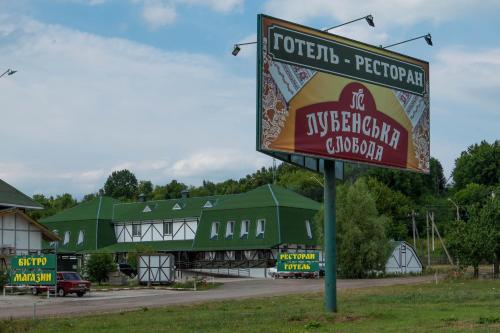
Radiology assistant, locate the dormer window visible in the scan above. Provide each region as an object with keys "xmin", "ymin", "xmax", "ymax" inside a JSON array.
[
  {"xmin": 172, "ymin": 203, "xmax": 182, "ymax": 210},
  {"xmin": 256, "ymin": 219, "xmax": 265, "ymax": 239},
  {"xmin": 142, "ymin": 205, "xmax": 152, "ymax": 213},
  {"xmin": 77, "ymin": 230, "xmax": 85, "ymax": 245},
  {"xmin": 63, "ymin": 231, "xmax": 70, "ymax": 245},
  {"xmin": 210, "ymin": 222, "xmax": 219, "ymax": 240},
  {"xmin": 226, "ymin": 221, "xmax": 235, "ymax": 239},
  {"xmin": 305, "ymin": 220, "xmax": 313, "ymax": 239},
  {"xmin": 240, "ymin": 220, "xmax": 249, "ymax": 239},
  {"xmin": 203, "ymin": 201, "xmax": 213, "ymax": 208}
]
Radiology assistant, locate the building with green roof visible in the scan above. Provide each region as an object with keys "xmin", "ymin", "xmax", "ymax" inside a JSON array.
[
  {"xmin": 41, "ymin": 185, "xmax": 321, "ymax": 277},
  {"xmin": 40, "ymin": 196, "xmax": 121, "ymax": 253},
  {"xmin": 0, "ymin": 179, "xmax": 43, "ymax": 210},
  {"xmin": 0, "ymin": 179, "xmax": 58, "ymax": 270}
]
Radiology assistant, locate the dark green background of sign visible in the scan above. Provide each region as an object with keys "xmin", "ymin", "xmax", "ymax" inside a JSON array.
[
  {"xmin": 277, "ymin": 261, "xmax": 319, "ymax": 272},
  {"xmin": 268, "ymin": 25, "xmax": 425, "ymax": 96},
  {"xmin": 10, "ymin": 269, "xmax": 56, "ymax": 286},
  {"xmin": 277, "ymin": 252, "xmax": 319, "ymax": 261},
  {"xmin": 11, "ymin": 254, "xmax": 56, "ymax": 270},
  {"xmin": 277, "ymin": 252, "xmax": 320, "ymax": 272}
]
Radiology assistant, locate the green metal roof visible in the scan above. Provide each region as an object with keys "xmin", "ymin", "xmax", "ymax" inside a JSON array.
[
  {"xmin": 209, "ymin": 184, "xmax": 321, "ymax": 210},
  {"xmin": 41, "ymin": 196, "xmax": 121, "ymax": 223},
  {"xmin": 0, "ymin": 179, "xmax": 43, "ymax": 210},
  {"xmin": 94, "ymin": 240, "xmax": 194, "ymax": 253},
  {"xmin": 111, "ymin": 195, "xmax": 227, "ymax": 222}
]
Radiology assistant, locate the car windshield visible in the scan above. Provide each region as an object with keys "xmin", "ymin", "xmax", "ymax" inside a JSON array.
[{"xmin": 62, "ymin": 272, "xmax": 82, "ymax": 280}]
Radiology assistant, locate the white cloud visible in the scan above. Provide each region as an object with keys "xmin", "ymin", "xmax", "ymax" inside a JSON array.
[
  {"xmin": 169, "ymin": 149, "xmax": 267, "ymax": 177},
  {"xmin": 133, "ymin": 0, "xmax": 242, "ymax": 28},
  {"xmin": 0, "ymin": 14, "xmax": 270, "ymax": 197},
  {"xmin": 432, "ymin": 47, "xmax": 500, "ymax": 110},
  {"xmin": 263, "ymin": 0, "xmax": 500, "ymax": 27},
  {"xmin": 180, "ymin": 0, "xmax": 243, "ymax": 13},
  {"xmin": 141, "ymin": 1, "xmax": 177, "ymax": 28}
]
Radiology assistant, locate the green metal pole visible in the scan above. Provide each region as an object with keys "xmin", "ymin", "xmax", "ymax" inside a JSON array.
[{"xmin": 324, "ymin": 159, "xmax": 337, "ymax": 312}]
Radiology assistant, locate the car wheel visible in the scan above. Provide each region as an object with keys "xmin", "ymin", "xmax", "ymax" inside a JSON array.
[
  {"xmin": 76, "ymin": 292, "xmax": 85, "ymax": 297},
  {"xmin": 57, "ymin": 288, "xmax": 65, "ymax": 297},
  {"xmin": 32, "ymin": 288, "xmax": 38, "ymax": 296}
]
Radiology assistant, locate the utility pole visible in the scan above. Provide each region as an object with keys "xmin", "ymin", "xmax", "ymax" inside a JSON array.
[
  {"xmin": 430, "ymin": 212, "xmax": 454, "ymax": 266},
  {"xmin": 431, "ymin": 211, "xmax": 435, "ymax": 252},
  {"xmin": 410, "ymin": 210, "xmax": 417, "ymax": 249},
  {"xmin": 426, "ymin": 211, "xmax": 431, "ymax": 268}
]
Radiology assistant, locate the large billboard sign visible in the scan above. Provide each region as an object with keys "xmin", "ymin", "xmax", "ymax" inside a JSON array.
[
  {"xmin": 257, "ymin": 15, "xmax": 430, "ymax": 173},
  {"xmin": 10, "ymin": 254, "xmax": 57, "ymax": 286}
]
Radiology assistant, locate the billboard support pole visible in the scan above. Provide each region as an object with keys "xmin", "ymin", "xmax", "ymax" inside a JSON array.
[{"xmin": 324, "ymin": 159, "xmax": 337, "ymax": 312}]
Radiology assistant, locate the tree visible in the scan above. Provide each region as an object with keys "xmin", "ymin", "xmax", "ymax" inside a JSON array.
[
  {"xmin": 85, "ymin": 253, "xmax": 116, "ymax": 285},
  {"xmin": 103, "ymin": 169, "xmax": 138, "ymax": 200},
  {"xmin": 314, "ymin": 179, "xmax": 389, "ymax": 278},
  {"xmin": 278, "ymin": 168, "xmax": 323, "ymax": 202},
  {"xmin": 365, "ymin": 177, "xmax": 413, "ymax": 240},
  {"xmin": 452, "ymin": 140, "xmax": 500, "ymax": 190},
  {"xmin": 478, "ymin": 198, "xmax": 500, "ymax": 277},
  {"xmin": 452, "ymin": 183, "xmax": 493, "ymax": 218},
  {"xmin": 367, "ymin": 157, "xmax": 446, "ymax": 200},
  {"xmin": 447, "ymin": 206, "xmax": 496, "ymax": 278},
  {"xmin": 137, "ymin": 180, "xmax": 153, "ymax": 200},
  {"xmin": 30, "ymin": 193, "xmax": 77, "ymax": 220}
]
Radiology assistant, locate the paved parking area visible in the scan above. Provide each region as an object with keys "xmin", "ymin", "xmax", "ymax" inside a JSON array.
[{"xmin": 0, "ymin": 275, "xmax": 438, "ymax": 319}]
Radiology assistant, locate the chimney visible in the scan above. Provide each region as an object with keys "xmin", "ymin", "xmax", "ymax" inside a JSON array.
[
  {"xmin": 138, "ymin": 193, "xmax": 146, "ymax": 202},
  {"xmin": 181, "ymin": 190, "xmax": 189, "ymax": 200}
]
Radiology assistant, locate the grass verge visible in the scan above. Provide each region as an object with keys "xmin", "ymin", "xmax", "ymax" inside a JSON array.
[{"xmin": 0, "ymin": 279, "xmax": 498, "ymax": 333}]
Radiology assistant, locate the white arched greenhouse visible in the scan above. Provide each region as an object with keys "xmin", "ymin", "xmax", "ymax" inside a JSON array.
[{"xmin": 385, "ymin": 241, "xmax": 423, "ymax": 274}]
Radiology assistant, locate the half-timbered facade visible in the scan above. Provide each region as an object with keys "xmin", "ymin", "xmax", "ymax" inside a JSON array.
[{"xmin": 40, "ymin": 185, "xmax": 322, "ymax": 277}]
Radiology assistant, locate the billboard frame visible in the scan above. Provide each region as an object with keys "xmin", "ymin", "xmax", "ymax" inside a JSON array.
[{"xmin": 256, "ymin": 14, "xmax": 430, "ymax": 175}]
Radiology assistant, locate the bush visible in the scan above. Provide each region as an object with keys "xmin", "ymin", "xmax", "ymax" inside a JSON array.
[
  {"xmin": 0, "ymin": 270, "xmax": 9, "ymax": 291},
  {"xmin": 85, "ymin": 253, "xmax": 116, "ymax": 285},
  {"xmin": 314, "ymin": 178, "xmax": 390, "ymax": 278}
]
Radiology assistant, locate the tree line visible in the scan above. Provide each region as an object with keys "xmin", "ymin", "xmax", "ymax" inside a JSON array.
[{"xmin": 30, "ymin": 140, "xmax": 499, "ymax": 278}]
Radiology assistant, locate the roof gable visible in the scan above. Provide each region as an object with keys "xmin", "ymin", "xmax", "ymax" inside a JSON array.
[
  {"xmin": 41, "ymin": 196, "xmax": 121, "ymax": 223},
  {"xmin": 210, "ymin": 184, "xmax": 321, "ymax": 211},
  {"xmin": 0, "ymin": 179, "xmax": 42, "ymax": 210},
  {"xmin": 112, "ymin": 195, "xmax": 225, "ymax": 222},
  {"xmin": 0, "ymin": 209, "xmax": 59, "ymax": 241}
]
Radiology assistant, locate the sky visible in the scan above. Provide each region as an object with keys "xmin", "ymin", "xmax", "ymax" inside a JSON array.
[{"xmin": 1, "ymin": 0, "xmax": 499, "ymax": 199}]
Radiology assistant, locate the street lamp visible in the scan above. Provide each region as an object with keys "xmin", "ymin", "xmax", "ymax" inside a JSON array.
[
  {"xmin": 232, "ymin": 14, "xmax": 375, "ymax": 56},
  {"xmin": 382, "ymin": 33, "xmax": 433, "ymax": 49},
  {"xmin": 323, "ymin": 14, "xmax": 374, "ymax": 31},
  {"xmin": 0, "ymin": 69, "xmax": 17, "ymax": 78},
  {"xmin": 447, "ymin": 198, "xmax": 460, "ymax": 221}
]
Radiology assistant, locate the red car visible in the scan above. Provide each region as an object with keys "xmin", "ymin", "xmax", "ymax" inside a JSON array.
[{"xmin": 33, "ymin": 271, "xmax": 91, "ymax": 297}]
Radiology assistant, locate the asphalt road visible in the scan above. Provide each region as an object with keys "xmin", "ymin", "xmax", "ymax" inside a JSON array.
[{"xmin": 0, "ymin": 275, "xmax": 438, "ymax": 319}]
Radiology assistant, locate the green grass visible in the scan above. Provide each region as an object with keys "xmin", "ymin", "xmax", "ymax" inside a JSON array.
[{"xmin": 1, "ymin": 279, "xmax": 499, "ymax": 333}]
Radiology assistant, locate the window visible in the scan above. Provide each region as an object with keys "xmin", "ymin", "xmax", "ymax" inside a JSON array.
[
  {"xmin": 77, "ymin": 230, "xmax": 85, "ymax": 245},
  {"xmin": 163, "ymin": 221, "xmax": 173, "ymax": 236},
  {"xmin": 132, "ymin": 224, "xmax": 142, "ymax": 237},
  {"xmin": 210, "ymin": 222, "xmax": 219, "ymax": 240},
  {"xmin": 203, "ymin": 201, "xmax": 213, "ymax": 208},
  {"xmin": 63, "ymin": 231, "xmax": 70, "ymax": 245},
  {"xmin": 226, "ymin": 221, "xmax": 235, "ymax": 239},
  {"xmin": 305, "ymin": 220, "xmax": 313, "ymax": 239},
  {"xmin": 256, "ymin": 219, "xmax": 265, "ymax": 238},
  {"xmin": 240, "ymin": 220, "xmax": 250, "ymax": 239},
  {"xmin": 172, "ymin": 203, "xmax": 182, "ymax": 210}
]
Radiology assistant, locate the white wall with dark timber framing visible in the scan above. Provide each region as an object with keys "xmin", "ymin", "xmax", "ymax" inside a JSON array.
[
  {"xmin": 114, "ymin": 218, "xmax": 198, "ymax": 243},
  {"xmin": 0, "ymin": 211, "xmax": 42, "ymax": 255}
]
